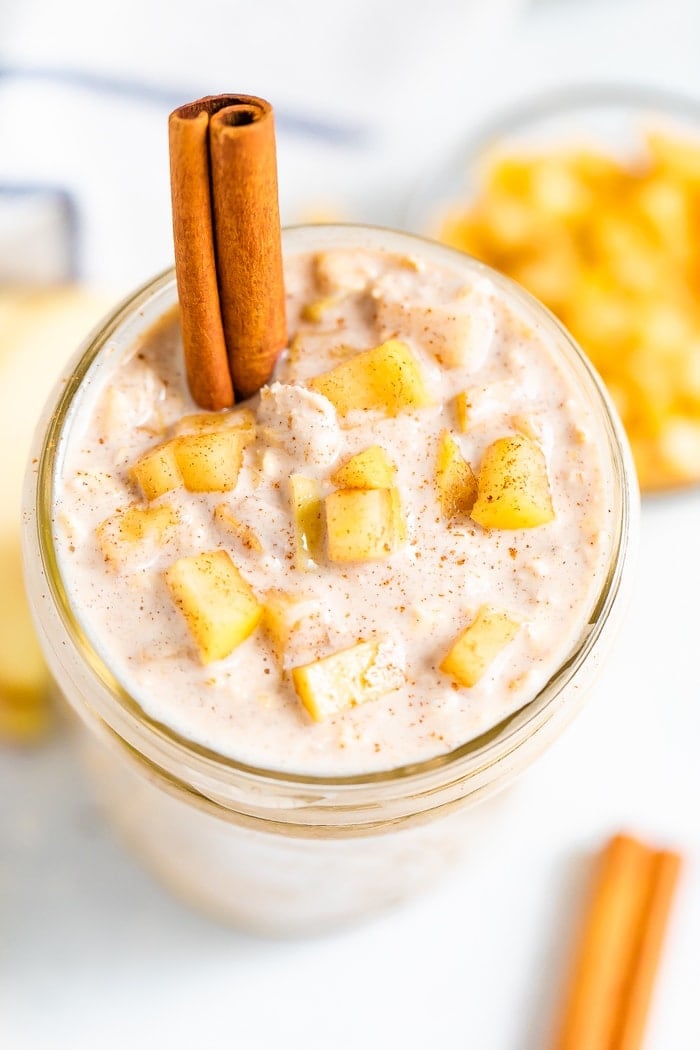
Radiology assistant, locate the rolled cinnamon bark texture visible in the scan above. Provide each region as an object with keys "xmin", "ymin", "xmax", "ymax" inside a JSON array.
[{"xmin": 169, "ymin": 95, "xmax": 287, "ymax": 409}]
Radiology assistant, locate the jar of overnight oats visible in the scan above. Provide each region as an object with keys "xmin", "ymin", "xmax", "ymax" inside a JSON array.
[{"xmin": 23, "ymin": 225, "xmax": 638, "ymax": 934}]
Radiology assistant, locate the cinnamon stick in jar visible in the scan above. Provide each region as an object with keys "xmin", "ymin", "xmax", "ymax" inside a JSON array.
[
  {"xmin": 168, "ymin": 95, "xmax": 287, "ymax": 408},
  {"xmin": 209, "ymin": 100, "xmax": 287, "ymax": 400}
]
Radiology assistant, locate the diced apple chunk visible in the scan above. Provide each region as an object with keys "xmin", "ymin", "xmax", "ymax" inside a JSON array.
[
  {"xmin": 292, "ymin": 638, "xmax": 405, "ymax": 722},
  {"xmin": 173, "ymin": 407, "xmax": 256, "ymax": 442},
  {"xmin": 326, "ymin": 487, "xmax": 404, "ymax": 562},
  {"xmin": 471, "ymin": 434, "xmax": 555, "ymax": 529},
  {"xmin": 117, "ymin": 505, "xmax": 178, "ymax": 541},
  {"xmin": 330, "ymin": 445, "xmax": 397, "ymax": 489},
  {"xmin": 300, "ymin": 297, "xmax": 340, "ymax": 323},
  {"xmin": 130, "ymin": 440, "xmax": 183, "ymax": 501},
  {"xmin": 308, "ymin": 339, "xmax": 432, "ymax": 417},
  {"xmin": 290, "ymin": 475, "xmax": 324, "ymax": 570},
  {"xmin": 174, "ymin": 430, "xmax": 244, "ymax": 493},
  {"xmin": 454, "ymin": 391, "xmax": 471, "ymax": 432},
  {"xmin": 440, "ymin": 606, "xmax": 520, "ymax": 688},
  {"xmin": 99, "ymin": 504, "xmax": 177, "ymax": 544},
  {"xmin": 436, "ymin": 431, "xmax": 477, "ymax": 519},
  {"xmin": 214, "ymin": 504, "xmax": 263, "ymax": 553},
  {"xmin": 165, "ymin": 550, "xmax": 262, "ymax": 664},
  {"xmin": 96, "ymin": 504, "xmax": 179, "ymax": 564}
]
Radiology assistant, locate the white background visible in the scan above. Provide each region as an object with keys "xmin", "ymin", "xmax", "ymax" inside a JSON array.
[{"xmin": 1, "ymin": 1, "xmax": 699, "ymax": 1047}]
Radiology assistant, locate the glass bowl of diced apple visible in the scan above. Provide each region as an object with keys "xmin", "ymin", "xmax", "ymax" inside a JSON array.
[
  {"xmin": 22, "ymin": 223, "xmax": 638, "ymax": 934},
  {"xmin": 407, "ymin": 84, "xmax": 700, "ymax": 493}
]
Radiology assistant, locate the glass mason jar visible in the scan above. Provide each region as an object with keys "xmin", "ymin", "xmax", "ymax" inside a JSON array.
[{"xmin": 23, "ymin": 224, "xmax": 639, "ymax": 935}]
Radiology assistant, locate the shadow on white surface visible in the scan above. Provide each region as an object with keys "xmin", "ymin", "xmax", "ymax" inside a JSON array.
[{"xmin": 1, "ymin": 728, "xmax": 270, "ymax": 975}]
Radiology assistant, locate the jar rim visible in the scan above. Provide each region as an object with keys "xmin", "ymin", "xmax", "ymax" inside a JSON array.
[{"xmin": 31, "ymin": 223, "xmax": 637, "ymax": 803}]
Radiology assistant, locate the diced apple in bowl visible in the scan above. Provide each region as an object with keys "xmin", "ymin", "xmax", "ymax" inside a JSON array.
[
  {"xmin": 289, "ymin": 475, "xmax": 325, "ymax": 571},
  {"xmin": 292, "ymin": 638, "xmax": 405, "ymax": 722},
  {"xmin": 435, "ymin": 431, "xmax": 477, "ymax": 519},
  {"xmin": 441, "ymin": 606, "xmax": 520, "ymax": 688},
  {"xmin": 331, "ymin": 445, "xmax": 397, "ymax": 489},
  {"xmin": 131, "ymin": 441, "xmax": 183, "ymax": 501},
  {"xmin": 173, "ymin": 407, "xmax": 256, "ymax": 442},
  {"xmin": 96, "ymin": 503, "xmax": 179, "ymax": 565},
  {"xmin": 325, "ymin": 487, "xmax": 405, "ymax": 562},
  {"xmin": 471, "ymin": 434, "xmax": 554, "ymax": 529},
  {"xmin": 165, "ymin": 550, "xmax": 262, "ymax": 664},
  {"xmin": 173, "ymin": 430, "xmax": 244, "ymax": 493},
  {"xmin": 309, "ymin": 339, "xmax": 432, "ymax": 417}
]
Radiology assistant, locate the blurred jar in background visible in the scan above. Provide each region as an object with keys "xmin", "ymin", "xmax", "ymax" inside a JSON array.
[
  {"xmin": 418, "ymin": 88, "xmax": 700, "ymax": 492},
  {"xmin": 0, "ymin": 186, "xmax": 109, "ymax": 742}
]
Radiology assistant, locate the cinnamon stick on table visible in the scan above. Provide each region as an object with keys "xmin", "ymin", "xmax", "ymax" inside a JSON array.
[
  {"xmin": 551, "ymin": 833, "xmax": 683, "ymax": 1050},
  {"xmin": 169, "ymin": 95, "xmax": 287, "ymax": 409}
]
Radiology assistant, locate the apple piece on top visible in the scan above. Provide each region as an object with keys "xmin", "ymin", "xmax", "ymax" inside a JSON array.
[
  {"xmin": 435, "ymin": 430, "xmax": 477, "ymax": 519},
  {"xmin": 289, "ymin": 475, "xmax": 325, "ymax": 570},
  {"xmin": 173, "ymin": 407, "xmax": 256, "ymax": 442},
  {"xmin": 130, "ymin": 440, "xmax": 183, "ymax": 501},
  {"xmin": 471, "ymin": 434, "xmax": 555, "ymax": 529},
  {"xmin": 440, "ymin": 606, "xmax": 520, "ymax": 688},
  {"xmin": 308, "ymin": 339, "xmax": 432, "ymax": 417},
  {"xmin": 454, "ymin": 391, "xmax": 471, "ymax": 432},
  {"xmin": 330, "ymin": 445, "xmax": 396, "ymax": 489},
  {"xmin": 292, "ymin": 638, "xmax": 405, "ymax": 721},
  {"xmin": 325, "ymin": 487, "xmax": 404, "ymax": 562},
  {"xmin": 165, "ymin": 550, "xmax": 262, "ymax": 664},
  {"xmin": 174, "ymin": 430, "xmax": 244, "ymax": 493}
]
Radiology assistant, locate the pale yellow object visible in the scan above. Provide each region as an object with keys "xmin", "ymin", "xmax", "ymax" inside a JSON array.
[
  {"xmin": 471, "ymin": 434, "xmax": 555, "ymax": 530},
  {"xmin": 325, "ymin": 487, "xmax": 405, "ymax": 562},
  {"xmin": 454, "ymin": 391, "xmax": 471, "ymax": 432},
  {"xmin": 0, "ymin": 541, "xmax": 50, "ymax": 741},
  {"xmin": 330, "ymin": 445, "xmax": 397, "ymax": 489},
  {"xmin": 165, "ymin": 550, "xmax": 262, "ymax": 665},
  {"xmin": 130, "ymin": 440, "xmax": 183, "ymax": 501},
  {"xmin": 300, "ymin": 296, "xmax": 340, "ymax": 323},
  {"xmin": 440, "ymin": 606, "xmax": 520, "ymax": 688},
  {"xmin": 96, "ymin": 504, "xmax": 179, "ymax": 564},
  {"xmin": 291, "ymin": 639, "xmax": 405, "ymax": 722},
  {"xmin": 308, "ymin": 339, "xmax": 432, "ymax": 417},
  {"xmin": 0, "ymin": 286, "xmax": 109, "ymax": 742},
  {"xmin": 435, "ymin": 430, "xmax": 477, "ymax": 519},
  {"xmin": 174, "ymin": 430, "xmax": 244, "ymax": 493},
  {"xmin": 441, "ymin": 130, "xmax": 700, "ymax": 489},
  {"xmin": 173, "ymin": 407, "xmax": 256, "ymax": 442},
  {"xmin": 289, "ymin": 475, "xmax": 324, "ymax": 570}
]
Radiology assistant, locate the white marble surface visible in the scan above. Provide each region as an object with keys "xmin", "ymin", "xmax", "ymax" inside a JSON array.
[{"xmin": 1, "ymin": 0, "xmax": 699, "ymax": 1046}]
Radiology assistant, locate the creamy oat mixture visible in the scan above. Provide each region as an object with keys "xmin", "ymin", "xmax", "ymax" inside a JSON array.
[{"xmin": 54, "ymin": 246, "xmax": 612, "ymax": 775}]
